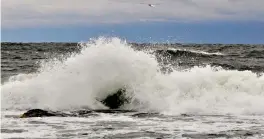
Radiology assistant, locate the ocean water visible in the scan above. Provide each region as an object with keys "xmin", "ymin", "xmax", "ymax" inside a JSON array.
[{"xmin": 1, "ymin": 37, "xmax": 264, "ymax": 138}]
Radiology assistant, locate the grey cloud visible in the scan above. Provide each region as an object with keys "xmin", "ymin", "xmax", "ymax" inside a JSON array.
[{"xmin": 2, "ymin": 0, "xmax": 264, "ymax": 28}]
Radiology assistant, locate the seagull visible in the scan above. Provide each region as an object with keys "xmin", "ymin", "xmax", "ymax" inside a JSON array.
[
  {"xmin": 148, "ymin": 4, "xmax": 156, "ymax": 7},
  {"xmin": 139, "ymin": 2, "xmax": 159, "ymax": 7}
]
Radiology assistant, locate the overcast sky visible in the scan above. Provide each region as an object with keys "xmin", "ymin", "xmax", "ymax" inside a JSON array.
[{"xmin": 2, "ymin": 0, "xmax": 264, "ymax": 43}]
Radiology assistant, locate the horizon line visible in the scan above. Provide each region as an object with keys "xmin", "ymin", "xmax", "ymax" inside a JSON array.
[{"xmin": 1, "ymin": 41, "xmax": 264, "ymax": 45}]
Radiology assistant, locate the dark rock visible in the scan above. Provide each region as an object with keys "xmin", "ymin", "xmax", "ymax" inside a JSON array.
[
  {"xmin": 72, "ymin": 110, "xmax": 92, "ymax": 115},
  {"xmin": 20, "ymin": 109, "xmax": 67, "ymax": 118},
  {"xmin": 100, "ymin": 88, "xmax": 130, "ymax": 109},
  {"xmin": 93, "ymin": 109, "xmax": 136, "ymax": 113},
  {"xmin": 20, "ymin": 109, "xmax": 136, "ymax": 118},
  {"xmin": 132, "ymin": 112, "xmax": 160, "ymax": 118},
  {"xmin": 20, "ymin": 88, "xmax": 132, "ymax": 118}
]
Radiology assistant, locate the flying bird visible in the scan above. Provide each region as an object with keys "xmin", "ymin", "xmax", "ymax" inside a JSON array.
[
  {"xmin": 148, "ymin": 4, "xmax": 156, "ymax": 7},
  {"xmin": 139, "ymin": 2, "xmax": 160, "ymax": 7}
]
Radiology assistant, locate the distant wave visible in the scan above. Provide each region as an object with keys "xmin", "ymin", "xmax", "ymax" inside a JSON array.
[
  {"xmin": 244, "ymin": 50, "xmax": 264, "ymax": 58},
  {"xmin": 154, "ymin": 48, "xmax": 223, "ymax": 60},
  {"xmin": 169, "ymin": 48, "xmax": 224, "ymax": 56}
]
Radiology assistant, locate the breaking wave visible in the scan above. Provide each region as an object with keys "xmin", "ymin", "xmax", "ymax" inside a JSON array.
[{"xmin": 2, "ymin": 37, "xmax": 264, "ymax": 115}]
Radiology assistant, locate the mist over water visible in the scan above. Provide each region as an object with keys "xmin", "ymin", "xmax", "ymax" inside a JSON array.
[{"xmin": 2, "ymin": 37, "xmax": 264, "ymax": 115}]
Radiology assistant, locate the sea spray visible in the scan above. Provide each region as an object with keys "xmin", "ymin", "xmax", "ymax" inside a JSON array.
[
  {"xmin": 1, "ymin": 37, "xmax": 160, "ymax": 110},
  {"xmin": 2, "ymin": 37, "xmax": 264, "ymax": 115}
]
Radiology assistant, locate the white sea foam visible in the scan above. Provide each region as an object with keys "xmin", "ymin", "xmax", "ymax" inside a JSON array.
[
  {"xmin": 168, "ymin": 48, "xmax": 224, "ymax": 55},
  {"xmin": 1, "ymin": 37, "xmax": 264, "ymax": 115}
]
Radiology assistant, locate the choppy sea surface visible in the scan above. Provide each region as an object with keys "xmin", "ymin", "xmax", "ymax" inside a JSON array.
[{"xmin": 1, "ymin": 37, "xmax": 264, "ymax": 138}]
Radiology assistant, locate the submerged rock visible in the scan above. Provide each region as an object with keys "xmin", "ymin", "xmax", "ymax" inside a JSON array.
[
  {"xmin": 20, "ymin": 109, "xmax": 95, "ymax": 118},
  {"xmin": 20, "ymin": 109, "xmax": 66, "ymax": 118},
  {"xmin": 20, "ymin": 109, "xmax": 136, "ymax": 118}
]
